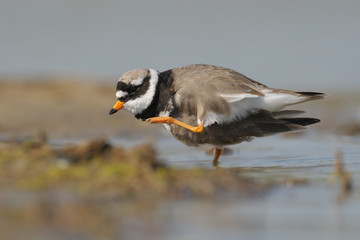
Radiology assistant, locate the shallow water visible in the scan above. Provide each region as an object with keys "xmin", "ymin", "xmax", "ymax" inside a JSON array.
[
  {"xmin": 156, "ymin": 133, "xmax": 359, "ymax": 173},
  {"xmin": 119, "ymin": 188, "xmax": 360, "ymax": 240},
  {"xmin": 1, "ymin": 133, "xmax": 359, "ymax": 240},
  {"xmin": 116, "ymin": 133, "xmax": 360, "ymax": 240}
]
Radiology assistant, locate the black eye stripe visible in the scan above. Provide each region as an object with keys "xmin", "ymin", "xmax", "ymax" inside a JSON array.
[
  {"xmin": 116, "ymin": 76, "xmax": 151, "ymax": 91},
  {"xmin": 116, "ymin": 76, "xmax": 151, "ymax": 101},
  {"xmin": 116, "ymin": 84, "xmax": 140, "ymax": 95},
  {"xmin": 116, "ymin": 82, "xmax": 128, "ymax": 91}
]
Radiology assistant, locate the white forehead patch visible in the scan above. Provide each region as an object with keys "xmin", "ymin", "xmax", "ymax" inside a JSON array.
[
  {"xmin": 131, "ymin": 78, "xmax": 144, "ymax": 86},
  {"xmin": 116, "ymin": 90, "xmax": 128, "ymax": 99}
]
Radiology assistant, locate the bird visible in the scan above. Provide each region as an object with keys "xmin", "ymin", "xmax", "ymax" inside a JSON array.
[{"xmin": 109, "ymin": 64, "xmax": 324, "ymax": 166}]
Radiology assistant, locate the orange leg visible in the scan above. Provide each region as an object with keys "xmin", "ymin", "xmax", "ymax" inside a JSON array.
[
  {"xmin": 146, "ymin": 117, "xmax": 204, "ymax": 133},
  {"xmin": 213, "ymin": 148, "xmax": 223, "ymax": 167}
]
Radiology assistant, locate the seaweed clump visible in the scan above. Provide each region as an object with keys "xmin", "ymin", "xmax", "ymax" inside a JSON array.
[{"xmin": 0, "ymin": 138, "xmax": 267, "ymax": 199}]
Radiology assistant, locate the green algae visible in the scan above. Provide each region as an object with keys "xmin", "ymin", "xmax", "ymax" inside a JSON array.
[{"xmin": 0, "ymin": 139, "xmax": 267, "ymax": 198}]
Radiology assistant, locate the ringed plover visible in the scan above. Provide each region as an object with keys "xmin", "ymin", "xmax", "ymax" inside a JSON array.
[{"xmin": 109, "ymin": 64, "xmax": 324, "ymax": 166}]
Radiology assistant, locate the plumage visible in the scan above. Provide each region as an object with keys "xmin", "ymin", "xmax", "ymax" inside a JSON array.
[{"xmin": 109, "ymin": 64, "xmax": 324, "ymax": 166}]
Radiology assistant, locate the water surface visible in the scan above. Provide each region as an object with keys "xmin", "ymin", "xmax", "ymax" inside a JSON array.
[{"xmin": 114, "ymin": 133, "xmax": 360, "ymax": 240}]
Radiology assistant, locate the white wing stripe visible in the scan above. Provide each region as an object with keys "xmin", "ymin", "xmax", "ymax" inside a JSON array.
[{"xmin": 218, "ymin": 93, "xmax": 259, "ymax": 103}]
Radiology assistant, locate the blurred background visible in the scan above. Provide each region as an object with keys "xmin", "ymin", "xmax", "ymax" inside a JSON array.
[
  {"xmin": 1, "ymin": 1, "xmax": 360, "ymax": 240},
  {"xmin": 1, "ymin": 0, "xmax": 359, "ymax": 90}
]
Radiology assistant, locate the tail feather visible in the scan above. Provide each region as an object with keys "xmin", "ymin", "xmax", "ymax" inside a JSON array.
[
  {"xmin": 296, "ymin": 91, "xmax": 325, "ymax": 96},
  {"xmin": 280, "ymin": 117, "xmax": 320, "ymax": 126},
  {"xmin": 296, "ymin": 91, "xmax": 325, "ymax": 101},
  {"xmin": 261, "ymin": 90, "xmax": 325, "ymax": 112},
  {"xmin": 238, "ymin": 110, "xmax": 321, "ymax": 137}
]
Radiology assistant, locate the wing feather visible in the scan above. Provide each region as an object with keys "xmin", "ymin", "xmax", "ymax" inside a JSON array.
[
  {"xmin": 170, "ymin": 65, "xmax": 267, "ymax": 126},
  {"xmin": 174, "ymin": 86, "xmax": 230, "ymax": 120}
]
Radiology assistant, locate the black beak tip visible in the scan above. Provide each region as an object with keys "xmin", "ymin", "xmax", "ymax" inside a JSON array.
[{"xmin": 109, "ymin": 108, "xmax": 118, "ymax": 115}]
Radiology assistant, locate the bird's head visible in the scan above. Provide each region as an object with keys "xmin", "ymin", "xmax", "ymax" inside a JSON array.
[{"xmin": 109, "ymin": 68, "xmax": 159, "ymax": 116}]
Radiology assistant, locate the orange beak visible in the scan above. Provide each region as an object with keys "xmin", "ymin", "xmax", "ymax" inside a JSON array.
[{"xmin": 109, "ymin": 100, "xmax": 124, "ymax": 115}]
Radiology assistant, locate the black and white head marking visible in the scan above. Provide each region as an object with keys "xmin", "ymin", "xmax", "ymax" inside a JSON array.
[{"xmin": 115, "ymin": 69, "xmax": 159, "ymax": 115}]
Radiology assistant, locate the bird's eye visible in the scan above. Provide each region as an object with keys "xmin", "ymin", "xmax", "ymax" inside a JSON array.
[{"xmin": 128, "ymin": 85, "xmax": 138, "ymax": 93}]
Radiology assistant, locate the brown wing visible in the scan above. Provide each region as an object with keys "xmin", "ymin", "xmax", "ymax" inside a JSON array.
[
  {"xmin": 174, "ymin": 85, "xmax": 230, "ymax": 120},
  {"xmin": 170, "ymin": 64, "xmax": 267, "ymax": 120},
  {"xmin": 171, "ymin": 64, "xmax": 267, "ymax": 95}
]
